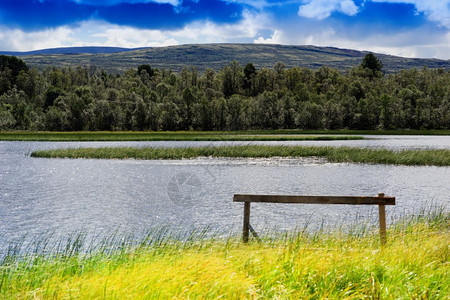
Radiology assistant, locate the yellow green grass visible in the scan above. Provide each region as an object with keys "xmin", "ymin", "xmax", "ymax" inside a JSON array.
[
  {"xmin": 1, "ymin": 212, "xmax": 448, "ymax": 299},
  {"xmin": 32, "ymin": 145, "xmax": 450, "ymax": 166}
]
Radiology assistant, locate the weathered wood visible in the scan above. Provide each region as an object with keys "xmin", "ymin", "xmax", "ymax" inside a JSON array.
[
  {"xmin": 235, "ymin": 192, "xmax": 395, "ymax": 245},
  {"xmin": 243, "ymin": 202, "xmax": 250, "ymax": 243},
  {"xmin": 378, "ymin": 204, "xmax": 387, "ymax": 245},
  {"xmin": 234, "ymin": 194, "xmax": 395, "ymax": 205},
  {"xmin": 249, "ymin": 224, "xmax": 261, "ymax": 243}
]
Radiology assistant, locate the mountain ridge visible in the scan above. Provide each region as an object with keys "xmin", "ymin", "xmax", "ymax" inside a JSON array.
[
  {"xmin": 0, "ymin": 46, "xmax": 142, "ymax": 56},
  {"xmin": 3, "ymin": 44, "xmax": 449, "ymax": 73}
]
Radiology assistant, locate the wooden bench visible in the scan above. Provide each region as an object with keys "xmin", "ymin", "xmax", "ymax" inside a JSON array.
[{"xmin": 233, "ymin": 193, "xmax": 395, "ymax": 244}]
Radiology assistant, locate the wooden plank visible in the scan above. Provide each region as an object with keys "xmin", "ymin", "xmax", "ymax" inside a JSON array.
[
  {"xmin": 249, "ymin": 224, "xmax": 261, "ymax": 243},
  {"xmin": 243, "ymin": 202, "xmax": 250, "ymax": 243},
  {"xmin": 233, "ymin": 194, "xmax": 395, "ymax": 205},
  {"xmin": 379, "ymin": 204, "xmax": 387, "ymax": 245}
]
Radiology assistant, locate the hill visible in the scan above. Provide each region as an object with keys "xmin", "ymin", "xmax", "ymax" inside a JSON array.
[
  {"xmin": 14, "ymin": 44, "xmax": 450, "ymax": 73},
  {"xmin": 0, "ymin": 46, "xmax": 139, "ymax": 56}
]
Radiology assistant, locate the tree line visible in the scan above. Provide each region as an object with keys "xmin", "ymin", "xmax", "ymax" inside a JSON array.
[{"xmin": 0, "ymin": 54, "xmax": 449, "ymax": 131}]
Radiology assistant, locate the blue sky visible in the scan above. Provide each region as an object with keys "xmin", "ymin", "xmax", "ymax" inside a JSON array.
[{"xmin": 0, "ymin": 0, "xmax": 449, "ymax": 59}]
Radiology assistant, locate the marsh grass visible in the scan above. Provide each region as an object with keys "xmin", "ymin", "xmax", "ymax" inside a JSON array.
[
  {"xmin": 0, "ymin": 211, "xmax": 448, "ymax": 299},
  {"xmin": 0, "ymin": 131, "xmax": 364, "ymax": 141},
  {"xmin": 32, "ymin": 145, "xmax": 450, "ymax": 166}
]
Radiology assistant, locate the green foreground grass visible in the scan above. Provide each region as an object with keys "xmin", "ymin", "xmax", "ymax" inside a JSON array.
[
  {"xmin": 0, "ymin": 131, "xmax": 367, "ymax": 141},
  {"xmin": 1, "ymin": 212, "xmax": 448, "ymax": 299},
  {"xmin": 32, "ymin": 145, "xmax": 450, "ymax": 166}
]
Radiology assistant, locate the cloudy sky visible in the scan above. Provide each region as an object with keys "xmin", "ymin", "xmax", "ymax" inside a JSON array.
[{"xmin": 0, "ymin": 0, "xmax": 449, "ymax": 59}]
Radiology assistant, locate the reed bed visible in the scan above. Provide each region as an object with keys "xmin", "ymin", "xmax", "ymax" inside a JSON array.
[
  {"xmin": 32, "ymin": 145, "xmax": 450, "ymax": 166},
  {"xmin": 0, "ymin": 131, "xmax": 363, "ymax": 141},
  {"xmin": 0, "ymin": 210, "xmax": 448, "ymax": 299}
]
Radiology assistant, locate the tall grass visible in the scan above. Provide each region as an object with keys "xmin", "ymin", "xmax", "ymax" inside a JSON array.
[
  {"xmin": 32, "ymin": 145, "xmax": 450, "ymax": 166},
  {"xmin": 0, "ymin": 211, "xmax": 448, "ymax": 299},
  {"xmin": 0, "ymin": 131, "xmax": 363, "ymax": 141}
]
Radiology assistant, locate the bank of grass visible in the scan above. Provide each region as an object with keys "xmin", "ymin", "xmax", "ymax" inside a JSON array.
[
  {"xmin": 0, "ymin": 211, "xmax": 448, "ymax": 299},
  {"xmin": 32, "ymin": 145, "xmax": 450, "ymax": 166},
  {"xmin": 0, "ymin": 131, "xmax": 367, "ymax": 141},
  {"xmin": 2, "ymin": 129, "xmax": 450, "ymax": 142}
]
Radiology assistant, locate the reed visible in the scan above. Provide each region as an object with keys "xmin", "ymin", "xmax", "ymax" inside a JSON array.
[
  {"xmin": 0, "ymin": 211, "xmax": 448, "ymax": 299},
  {"xmin": 32, "ymin": 145, "xmax": 450, "ymax": 166}
]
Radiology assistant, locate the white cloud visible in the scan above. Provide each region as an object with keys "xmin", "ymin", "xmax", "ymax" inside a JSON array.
[
  {"xmin": 151, "ymin": 0, "xmax": 180, "ymax": 5},
  {"xmin": 225, "ymin": 0, "xmax": 269, "ymax": 9},
  {"xmin": 254, "ymin": 26, "xmax": 450, "ymax": 59},
  {"xmin": 171, "ymin": 10, "xmax": 269, "ymax": 41},
  {"xmin": 293, "ymin": 0, "xmax": 450, "ymax": 59},
  {"xmin": 0, "ymin": 26, "xmax": 77, "ymax": 51},
  {"xmin": 0, "ymin": 22, "xmax": 179, "ymax": 51},
  {"xmin": 73, "ymin": 0, "xmax": 181, "ymax": 6},
  {"xmin": 0, "ymin": 10, "xmax": 269, "ymax": 52},
  {"xmin": 340, "ymin": 0, "xmax": 359, "ymax": 15},
  {"xmin": 298, "ymin": 0, "xmax": 450, "ymax": 28},
  {"xmin": 92, "ymin": 25, "xmax": 179, "ymax": 48},
  {"xmin": 371, "ymin": 0, "xmax": 450, "ymax": 28},
  {"xmin": 298, "ymin": 0, "xmax": 359, "ymax": 20},
  {"xmin": 254, "ymin": 30, "xmax": 284, "ymax": 44}
]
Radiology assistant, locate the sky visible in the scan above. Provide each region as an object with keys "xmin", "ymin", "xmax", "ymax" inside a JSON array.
[{"xmin": 0, "ymin": 0, "xmax": 449, "ymax": 59}]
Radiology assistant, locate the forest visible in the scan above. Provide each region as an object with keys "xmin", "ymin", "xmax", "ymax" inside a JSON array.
[{"xmin": 0, "ymin": 54, "xmax": 449, "ymax": 131}]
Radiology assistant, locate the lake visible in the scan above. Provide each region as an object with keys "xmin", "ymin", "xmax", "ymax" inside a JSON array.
[{"xmin": 0, "ymin": 135, "xmax": 449, "ymax": 252}]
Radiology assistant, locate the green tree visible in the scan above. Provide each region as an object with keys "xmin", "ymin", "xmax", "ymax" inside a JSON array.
[
  {"xmin": 132, "ymin": 98, "xmax": 148, "ymax": 130},
  {"xmin": 361, "ymin": 53, "xmax": 383, "ymax": 72},
  {"xmin": 222, "ymin": 61, "xmax": 242, "ymax": 98},
  {"xmin": 360, "ymin": 53, "xmax": 383, "ymax": 79},
  {"xmin": 0, "ymin": 55, "xmax": 29, "ymax": 83},
  {"xmin": 44, "ymin": 86, "xmax": 65, "ymax": 110},
  {"xmin": 379, "ymin": 94, "xmax": 392, "ymax": 129},
  {"xmin": 137, "ymin": 64, "xmax": 155, "ymax": 78},
  {"xmin": 0, "ymin": 104, "xmax": 16, "ymax": 129},
  {"xmin": 243, "ymin": 63, "xmax": 257, "ymax": 95},
  {"xmin": 182, "ymin": 88, "xmax": 196, "ymax": 130}
]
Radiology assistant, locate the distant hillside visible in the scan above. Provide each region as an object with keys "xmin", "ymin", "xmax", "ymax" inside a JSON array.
[
  {"xmin": 0, "ymin": 46, "xmax": 140, "ymax": 56},
  {"xmin": 14, "ymin": 44, "xmax": 450, "ymax": 73}
]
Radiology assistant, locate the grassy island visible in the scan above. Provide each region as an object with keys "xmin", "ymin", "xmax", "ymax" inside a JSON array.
[{"xmin": 31, "ymin": 145, "xmax": 450, "ymax": 166}]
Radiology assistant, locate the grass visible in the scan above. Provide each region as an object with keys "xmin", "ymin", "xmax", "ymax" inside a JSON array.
[
  {"xmin": 0, "ymin": 210, "xmax": 448, "ymax": 299},
  {"xmin": 257, "ymin": 129, "xmax": 450, "ymax": 136},
  {"xmin": 0, "ymin": 131, "xmax": 368, "ymax": 141},
  {"xmin": 32, "ymin": 145, "xmax": 450, "ymax": 166},
  {"xmin": 2, "ymin": 129, "xmax": 449, "ymax": 141}
]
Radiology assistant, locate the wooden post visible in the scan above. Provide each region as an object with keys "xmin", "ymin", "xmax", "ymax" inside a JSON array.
[
  {"xmin": 378, "ymin": 193, "xmax": 387, "ymax": 245},
  {"xmin": 243, "ymin": 202, "xmax": 250, "ymax": 243}
]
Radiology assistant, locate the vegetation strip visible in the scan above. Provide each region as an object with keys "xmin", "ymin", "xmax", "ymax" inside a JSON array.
[
  {"xmin": 0, "ymin": 213, "xmax": 448, "ymax": 298},
  {"xmin": 2, "ymin": 130, "xmax": 450, "ymax": 141},
  {"xmin": 0, "ymin": 131, "xmax": 364, "ymax": 141},
  {"xmin": 31, "ymin": 145, "xmax": 450, "ymax": 166}
]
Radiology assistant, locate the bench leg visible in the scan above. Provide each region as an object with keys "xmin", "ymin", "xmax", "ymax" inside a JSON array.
[
  {"xmin": 243, "ymin": 202, "xmax": 250, "ymax": 243},
  {"xmin": 378, "ymin": 204, "xmax": 387, "ymax": 245}
]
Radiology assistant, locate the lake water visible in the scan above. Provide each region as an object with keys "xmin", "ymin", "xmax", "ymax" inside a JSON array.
[{"xmin": 0, "ymin": 135, "xmax": 449, "ymax": 252}]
